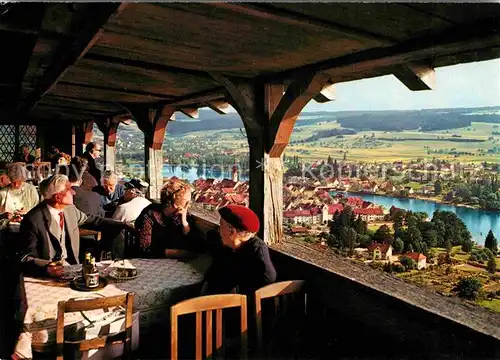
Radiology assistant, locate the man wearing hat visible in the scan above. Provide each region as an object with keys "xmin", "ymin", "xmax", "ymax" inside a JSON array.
[{"xmin": 202, "ymin": 204, "xmax": 277, "ymax": 295}]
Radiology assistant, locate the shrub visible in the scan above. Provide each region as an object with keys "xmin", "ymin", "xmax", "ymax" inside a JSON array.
[
  {"xmin": 456, "ymin": 278, "xmax": 483, "ymax": 300},
  {"xmin": 400, "ymin": 256, "xmax": 416, "ymax": 271},
  {"xmin": 391, "ymin": 264, "xmax": 406, "ymax": 273}
]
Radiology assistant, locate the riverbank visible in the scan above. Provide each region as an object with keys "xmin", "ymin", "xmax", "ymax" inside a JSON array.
[
  {"xmin": 345, "ymin": 190, "xmax": 499, "ymax": 213},
  {"xmin": 330, "ymin": 191, "xmax": 499, "ymax": 244}
]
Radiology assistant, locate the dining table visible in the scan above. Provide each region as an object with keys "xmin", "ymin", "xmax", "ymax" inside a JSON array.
[{"xmin": 12, "ymin": 255, "xmax": 212, "ymax": 359}]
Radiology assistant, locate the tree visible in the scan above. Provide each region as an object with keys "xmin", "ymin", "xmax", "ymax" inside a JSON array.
[
  {"xmin": 434, "ymin": 180, "xmax": 442, "ymax": 195},
  {"xmin": 445, "ymin": 238, "xmax": 452, "ymax": 253},
  {"xmin": 353, "ymin": 216, "xmax": 367, "ymax": 236},
  {"xmin": 373, "ymin": 225, "xmax": 392, "ymax": 244},
  {"xmin": 345, "ymin": 228, "xmax": 358, "ymax": 255},
  {"xmin": 456, "ymin": 278, "xmax": 483, "ymax": 300},
  {"xmin": 400, "ymin": 256, "xmax": 416, "ymax": 271},
  {"xmin": 393, "ymin": 238, "xmax": 404, "ymax": 254},
  {"xmin": 484, "ymin": 230, "xmax": 498, "ymax": 255},
  {"xmin": 461, "ymin": 240, "xmax": 473, "ymax": 253},
  {"xmin": 487, "ymin": 256, "xmax": 497, "ymax": 274}
]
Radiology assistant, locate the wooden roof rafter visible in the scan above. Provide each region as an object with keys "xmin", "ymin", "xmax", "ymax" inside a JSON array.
[
  {"xmin": 18, "ymin": 3, "xmax": 127, "ymax": 114},
  {"xmin": 83, "ymin": 53, "xmax": 214, "ymax": 79},
  {"xmin": 56, "ymin": 81, "xmax": 175, "ymax": 100},
  {"xmin": 208, "ymin": 3, "xmax": 398, "ymax": 45},
  {"xmin": 261, "ymin": 14, "xmax": 500, "ymax": 84}
]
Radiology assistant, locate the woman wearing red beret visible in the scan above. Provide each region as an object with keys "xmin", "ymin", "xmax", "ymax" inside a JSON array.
[{"xmin": 202, "ymin": 205, "xmax": 277, "ymax": 295}]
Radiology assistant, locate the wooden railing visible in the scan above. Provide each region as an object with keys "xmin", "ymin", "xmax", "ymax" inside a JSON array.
[{"xmin": 190, "ymin": 210, "xmax": 500, "ymax": 358}]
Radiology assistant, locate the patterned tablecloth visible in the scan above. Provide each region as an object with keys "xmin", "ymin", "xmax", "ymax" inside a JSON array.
[{"xmin": 13, "ymin": 256, "xmax": 212, "ymax": 359}]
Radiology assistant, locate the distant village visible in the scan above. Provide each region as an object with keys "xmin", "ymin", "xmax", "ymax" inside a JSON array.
[{"xmin": 187, "ymin": 166, "xmax": 434, "ymax": 270}]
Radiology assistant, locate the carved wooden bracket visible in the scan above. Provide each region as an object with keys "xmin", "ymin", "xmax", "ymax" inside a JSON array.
[
  {"xmin": 96, "ymin": 117, "xmax": 119, "ymax": 147},
  {"xmin": 127, "ymin": 104, "xmax": 174, "ymax": 150},
  {"xmin": 394, "ymin": 62, "xmax": 435, "ymax": 91},
  {"xmin": 83, "ymin": 120, "xmax": 94, "ymax": 144}
]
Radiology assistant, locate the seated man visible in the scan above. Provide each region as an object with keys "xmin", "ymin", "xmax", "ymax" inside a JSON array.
[
  {"xmin": 0, "ymin": 163, "xmax": 39, "ymax": 218},
  {"xmin": 135, "ymin": 179, "xmax": 202, "ymax": 258},
  {"xmin": 69, "ymin": 157, "xmax": 103, "ymax": 216},
  {"xmin": 112, "ymin": 187, "xmax": 151, "ymax": 223},
  {"xmin": 13, "ymin": 145, "xmax": 35, "ymax": 164},
  {"xmin": 19, "ymin": 174, "xmax": 130, "ymax": 277},
  {"xmin": 92, "ymin": 170, "xmax": 125, "ymax": 215},
  {"xmin": 202, "ymin": 205, "xmax": 277, "ymax": 295}
]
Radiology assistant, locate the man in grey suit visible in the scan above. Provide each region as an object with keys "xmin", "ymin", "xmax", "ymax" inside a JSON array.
[{"xmin": 19, "ymin": 174, "xmax": 129, "ymax": 277}]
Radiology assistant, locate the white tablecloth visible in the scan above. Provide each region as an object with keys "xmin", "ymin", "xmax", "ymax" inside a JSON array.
[{"xmin": 13, "ymin": 256, "xmax": 212, "ymax": 359}]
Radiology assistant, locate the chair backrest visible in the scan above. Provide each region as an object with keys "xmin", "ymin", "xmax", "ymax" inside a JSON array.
[
  {"xmin": 254, "ymin": 280, "xmax": 306, "ymax": 353},
  {"xmin": 171, "ymin": 294, "xmax": 247, "ymax": 360},
  {"xmin": 55, "ymin": 293, "xmax": 134, "ymax": 360}
]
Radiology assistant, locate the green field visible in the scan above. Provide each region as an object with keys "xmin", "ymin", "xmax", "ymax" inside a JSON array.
[
  {"xmin": 478, "ymin": 299, "xmax": 500, "ymax": 313},
  {"xmin": 178, "ymin": 121, "xmax": 499, "ymax": 164}
]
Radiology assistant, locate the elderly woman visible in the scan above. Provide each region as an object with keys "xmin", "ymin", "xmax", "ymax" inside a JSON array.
[
  {"xmin": 0, "ymin": 163, "xmax": 39, "ymax": 217},
  {"xmin": 202, "ymin": 205, "xmax": 276, "ymax": 295},
  {"xmin": 135, "ymin": 178, "xmax": 202, "ymax": 258}
]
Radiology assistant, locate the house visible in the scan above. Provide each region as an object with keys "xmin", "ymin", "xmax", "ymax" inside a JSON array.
[
  {"xmin": 404, "ymin": 186, "xmax": 415, "ymax": 195},
  {"xmin": 367, "ymin": 243, "xmax": 393, "ymax": 261},
  {"xmin": 290, "ymin": 226, "xmax": 309, "ymax": 235},
  {"xmin": 405, "ymin": 252, "xmax": 427, "ymax": 269},
  {"xmin": 381, "ymin": 181, "xmax": 397, "ymax": 193},
  {"xmin": 283, "ymin": 209, "xmax": 315, "ymax": 225},
  {"xmin": 321, "ymin": 203, "xmax": 344, "ymax": 223},
  {"xmin": 354, "ymin": 207, "xmax": 385, "ymax": 222}
]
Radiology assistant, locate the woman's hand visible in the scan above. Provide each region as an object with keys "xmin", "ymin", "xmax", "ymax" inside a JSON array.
[{"xmin": 175, "ymin": 205, "xmax": 189, "ymax": 226}]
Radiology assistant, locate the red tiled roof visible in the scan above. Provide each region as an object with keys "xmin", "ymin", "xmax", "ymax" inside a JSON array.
[
  {"xmin": 283, "ymin": 210, "xmax": 313, "ymax": 218},
  {"xmin": 367, "ymin": 243, "xmax": 392, "ymax": 253},
  {"xmin": 327, "ymin": 204, "xmax": 344, "ymax": 214},
  {"xmin": 290, "ymin": 226, "xmax": 309, "ymax": 233},
  {"xmin": 354, "ymin": 208, "xmax": 384, "ymax": 215},
  {"xmin": 405, "ymin": 252, "xmax": 427, "ymax": 261}
]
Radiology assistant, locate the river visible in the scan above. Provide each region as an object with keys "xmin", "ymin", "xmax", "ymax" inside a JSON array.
[
  {"xmin": 126, "ymin": 165, "xmax": 498, "ymax": 244},
  {"xmin": 332, "ymin": 192, "xmax": 499, "ymax": 245}
]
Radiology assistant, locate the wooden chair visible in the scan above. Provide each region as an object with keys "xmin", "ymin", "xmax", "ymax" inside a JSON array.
[
  {"xmin": 78, "ymin": 228, "xmax": 102, "ymax": 242},
  {"xmin": 55, "ymin": 293, "xmax": 134, "ymax": 360},
  {"xmin": 254, "ymin": 280, "xmax": 306, "ymax": 354},
  {"xmin": 171, "ymin": 294, "xmax": 248, "ymax": 360}
]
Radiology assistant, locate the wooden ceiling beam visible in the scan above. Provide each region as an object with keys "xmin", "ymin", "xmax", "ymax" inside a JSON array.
[
  {"xmin": 19, "ymin": 3, "xmax": 127, "ymax": 114},
  {"xmin": 163, "ymin": 87, "xmax": 226, "ymax": 107},
  {"xmin": 56, "ymin": 81, "xmax": 174, "ymax": 99},
  {"xmin": 47, "ymin": 94, "xmax": 120, "ymax": 105},
  {"xmin": 208, "ymin": 3, "xmax": 397, "ymax": 45},
  {"xmin": 83, "ymin": 53, "xmax": 213, "ymax": 79},
  {"xmin": 261, "ymin": 15, "xmax": 500, "ymax": 85},
  {"xmin": 35, "ymin": 103, "xmax": 116, "ymax": 115}
]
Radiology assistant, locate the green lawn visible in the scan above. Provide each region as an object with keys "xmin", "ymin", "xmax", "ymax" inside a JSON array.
[{"xmin": 478, "ymin": 299, "xmax": 500, "ymax": 313}]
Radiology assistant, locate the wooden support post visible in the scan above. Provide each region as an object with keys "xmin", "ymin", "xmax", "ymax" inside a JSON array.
[
  {"xmin": 71, "ymin": 125, "xmax": 76, "ymax": 157},
  {"xmin": 82, "ymin": 120, "xmax": 94, "ymax": 151},
  {"xmin": 213, "ymin": 73, "xmax": 329, "ymax": 244},
  {"xmin": 129, "ymin": 105, "xmax": 174, "ymax": 200},
  {"xmin": 97, "ymin": 119, "xmax": 118, "ymax": 173}
]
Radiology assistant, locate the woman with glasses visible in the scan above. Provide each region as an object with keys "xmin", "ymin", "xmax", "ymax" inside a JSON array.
[{"xmin": 135, "ymin": 178, "xmax": 203, "ymax": 258}]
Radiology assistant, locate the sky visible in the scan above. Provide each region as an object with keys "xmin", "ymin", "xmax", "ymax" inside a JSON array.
[{"xmin": 302, "ymin": 59, "xmax": 500, "ymax": 112}]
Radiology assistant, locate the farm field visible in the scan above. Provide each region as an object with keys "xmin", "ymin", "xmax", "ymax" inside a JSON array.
[{"xmin": 175, "ymin": 121, "xmax": 499, "ymax": 164}]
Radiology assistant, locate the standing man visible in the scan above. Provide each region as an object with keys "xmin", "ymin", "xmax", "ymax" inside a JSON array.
[
  {"xmin": 19, "ymin": 174, "xmax": 128, "ymax": 277},
  {"xmin": 82, "ymin": 142, "xmax": 102, "ymax": 186}
]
